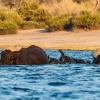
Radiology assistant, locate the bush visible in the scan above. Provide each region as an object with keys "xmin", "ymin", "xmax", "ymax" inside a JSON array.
[
  {"xmin": 30, "ymin": 1, "xmax": 39, "ymax": 10},
  {"xmin": 47, "ymin": 14, "xmax": 72, "ymax": 31},
  {"xmin": 0, "ymin": 21, "xmax": 18, "ymax": 35},
  {"xmin": 17, "ymin": 1, "xmax": 32, "ymax": 20},
  {"xmin": 21, "ymin": 21, "xmax": 39, "ymax": 29},
  {"xmin": 73, "ymin": 0, "xmax": 91, "ymax": 3},
  {"xmin": 17, "ymin": 1, "xmax": 39, "ymax": 20},
  {"xmin": 6, "ymin": 11, "xmax": 22, "ymax": 26},
  {"xmin": 0, "ymin": 10, "xmax": 6, "ymax": 21},
  {"xmin": 31, "ymin": 8, "xmax": 52, "ymax": 23},
  {"xmin": 21, "ymin": 21, "xmax": 48, "ymax": 29},
  {"xmin": 18, "ymin": 0, "xmax": 51, "ymax": 24},
  {"xmin": 73, "ymin": 11, "xmax": 100, "ymax": 30},
  {"xmin": 36, "ymin": 22, "xmax": 48, "ymax": 28}
]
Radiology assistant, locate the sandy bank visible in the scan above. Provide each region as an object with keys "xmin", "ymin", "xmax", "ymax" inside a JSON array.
[{"xmin": 0, "ymin": 29, "xmax": 100, "ymax": 50}]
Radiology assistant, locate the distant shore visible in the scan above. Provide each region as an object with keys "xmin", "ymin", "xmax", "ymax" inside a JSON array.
[{"xmin": 0, "ymin": 29, "xmax": 100, "ymax": 51}]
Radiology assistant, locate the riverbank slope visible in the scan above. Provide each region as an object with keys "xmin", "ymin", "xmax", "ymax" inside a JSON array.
[{"xmin": 0, "ymin": 29, "xmax": 100, "ymax": 50}]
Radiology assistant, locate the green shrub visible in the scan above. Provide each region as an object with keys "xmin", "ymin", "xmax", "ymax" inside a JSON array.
[
  {"xmin": 30, "ymin": 1, "xmax": 39, "ymax": 10},
  {"xmin": 17, "ymin": 1, "xmax": 39, "ymax": 21},
  {"xmin": 0, "ymin": 21, "xmax": 18, "ymax": 35},
  {"xmin": 0, "ymin": 10, "xmax": 6, "ymax": 21},
  {"xmin": 21, "ymin": 21, "xmax": 39, "ymax": 29},
  {"xmin": 73, "ymin": 0, "xmax": 91, "ymax": 3},
  {"xmin": 73, "ymin": 11, "xmax": 100, "ymax": 30},
  {"xmin": 6, "ymin": 11, "xmax": 22, "ymax": 26},
  {"xmin": 18, "ymin": 0, "xmax": 51, "ymax": 24},
  {"xmin": 21, "ymin": 21, "xmax": 47, "ymax": 29},
  {"xmin": 17, "ymin": 1, "xmax": 32, "ymax": 20},
  {"xmin": 31, "ymin": 8, "xmax": 52, "ymax": 23},
  {"xmin": 47, "ymin": 14, "xmax": 72, "ymax": 31},
  {"xmin": 36, "ymin": 22, "xmax": 48, "ymax": 28}
]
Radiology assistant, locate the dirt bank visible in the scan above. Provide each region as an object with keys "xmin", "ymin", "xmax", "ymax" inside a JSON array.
[{"xmin": 0, "ymin": 29, "xmax": 100, "ymax": 50}]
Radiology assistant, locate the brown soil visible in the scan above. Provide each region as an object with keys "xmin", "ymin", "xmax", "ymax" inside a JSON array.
[{"xmin": 0, "ymin": 29, "xmax": 100, "ymax": 50}]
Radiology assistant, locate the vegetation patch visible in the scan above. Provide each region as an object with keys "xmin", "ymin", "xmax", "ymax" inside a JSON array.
[
  {"xmin": 73, "ymin": 0, "xmax": 91, "ymax": 3},
  {"xmin": 17, "ymin": 1, "xmax": 39, "ymax": 20},
  {"xmin": 0, "ymin": 21, "xmax": 18, "ymax": 35},
  {"xmin": 0, "ymin": 10, "xmax": 6, "ymax": 21},
  {"xmin": 21, "ymin": 21, "xmax": 39, "ymax": 29},
  {"xmin": 47, "ymin": 14, "xmax": 72, "ymax": 31},
  {"xmin": 0, "ymin": 0, "xmax": 100, "ymax": 32},
  {"xmin": 30, "ymin": 8, "xmax": 52, "ymax": 24},
  {"xmin": 6, "ymin": 11, "xmax": 22, "ymax": 26},
  {"xmin": 73, "ymin": 11, "xmax": 100, "ymax": 30}
]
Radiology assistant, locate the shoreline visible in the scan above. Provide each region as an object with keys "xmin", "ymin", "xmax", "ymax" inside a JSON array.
[{"xmin": 0, "ymin": 29, "xmax": 100, "ymax": 51}]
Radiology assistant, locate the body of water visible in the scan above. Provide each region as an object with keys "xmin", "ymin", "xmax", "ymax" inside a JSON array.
[{"xmin": 0, "ymin": 50, "xmax": 100, "ymax": 100}]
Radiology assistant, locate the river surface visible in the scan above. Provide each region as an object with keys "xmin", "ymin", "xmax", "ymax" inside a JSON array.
[{"xmin": 0, "ymin": 50, "xmax": 100, "ymax": 100}]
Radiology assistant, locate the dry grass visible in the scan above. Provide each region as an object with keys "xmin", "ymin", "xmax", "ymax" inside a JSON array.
[
  {"xmin": 42, "ymin": 0, "xmax": 99, "ymax": 16},
  {"xmin": 0, "ymin": 4, "xmax": 7, "ymax": 10},
  {"xmin": 1, "ymin": 0, "xmax": 99, "ymax": 16}
]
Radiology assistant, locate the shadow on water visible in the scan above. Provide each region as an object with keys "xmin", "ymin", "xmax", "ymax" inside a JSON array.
[{"xmin": 0, "ymin": 50, "xmax": 100, "ymax": 100}]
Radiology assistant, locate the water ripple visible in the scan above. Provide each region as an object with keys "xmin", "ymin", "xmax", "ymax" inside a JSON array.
[{"xmin": 0, "ymin": 50, "xmax": 100, "ymax": 100}]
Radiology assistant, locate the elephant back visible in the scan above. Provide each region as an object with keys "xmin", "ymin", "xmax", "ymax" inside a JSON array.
[{"xmin": 19, "ymin": 45, "xmax": 49, "ymax": 64}]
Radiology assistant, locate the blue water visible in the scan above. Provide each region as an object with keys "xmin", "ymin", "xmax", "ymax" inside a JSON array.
[{"xmin": 0, "ymin": 50, "xmax": 100, "ymax": 100}]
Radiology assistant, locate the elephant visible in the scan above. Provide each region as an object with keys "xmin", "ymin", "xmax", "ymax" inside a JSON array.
[
  {"xmin": 93, "ymin": 48, "xmax": 100, "ymax": 59},
  {"xmin": 93, "ymin": 55, "xmax": 100, "ymax": 64},
  {"xmin": 0, "ymin": 50, "xmax": 20, "ymax": 64},
  {"xmin": 49, "ymin": 58, "xmax": 62, "ymax": 64},
  {"xmin": 0, "ymin": 45, "xmax": 87, "ymax": 65},
  {"xmin": 0, "ymin": 45, "xmax": 49, "ymax": 65},
  {"xmin": 92, "ymin": 48, "xmax": 100, "ymax": 64},
  {"xmin": 59, "ymin": 50, "xmax": 85, "ymax": 64}
]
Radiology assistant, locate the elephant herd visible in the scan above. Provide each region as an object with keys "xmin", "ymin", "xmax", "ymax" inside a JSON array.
[{"xmin": 0, "ymin": 45, "xmax": 100, "ymax": 65}]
